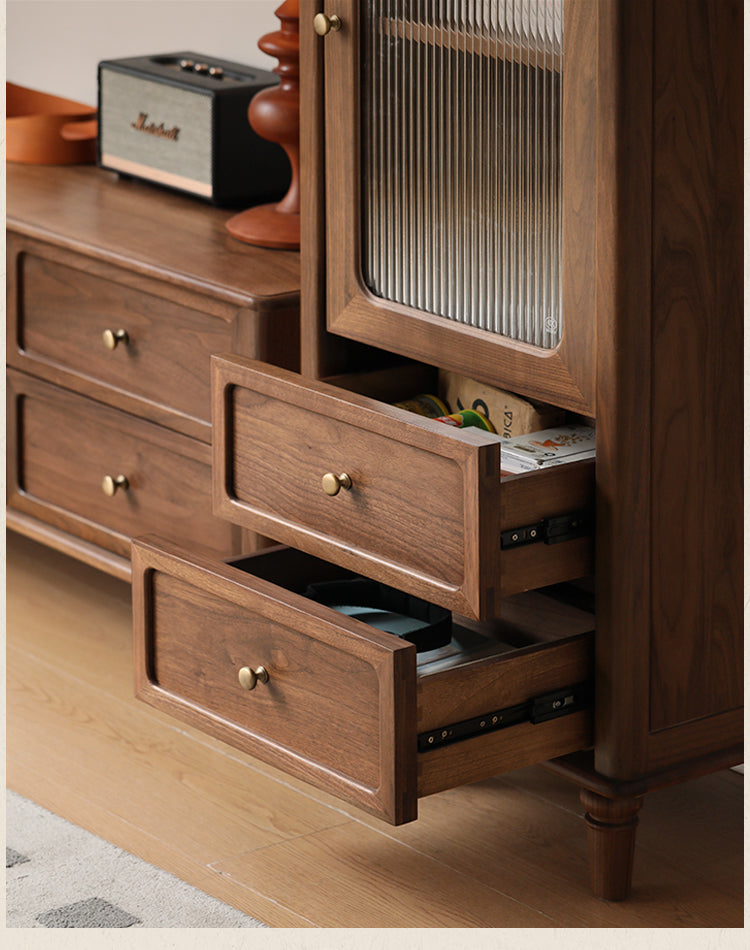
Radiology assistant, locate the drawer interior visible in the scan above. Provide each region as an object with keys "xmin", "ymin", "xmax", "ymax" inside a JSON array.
[{"xmin": 228, "ymin": 545, "xmax": 594, "ymax": 662}]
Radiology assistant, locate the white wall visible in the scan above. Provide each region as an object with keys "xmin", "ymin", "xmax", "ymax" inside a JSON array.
[{"xmin": 7, "ymin": 1, "xmax": 281, "ymax": 106}]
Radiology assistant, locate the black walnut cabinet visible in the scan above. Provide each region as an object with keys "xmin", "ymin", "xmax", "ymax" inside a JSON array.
[
  {"xmin": 136, "ymin": 0, "xmax": 743, "ymax": 901},
  {"xmin": 7, "ymin": 0, "xmax": 742, "ymax": 907}
]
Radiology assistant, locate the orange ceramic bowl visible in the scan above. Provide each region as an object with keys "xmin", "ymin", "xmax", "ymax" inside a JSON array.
[{"xmin": 7, "ymin": 82, "xmax": 97, "ymax": 164}]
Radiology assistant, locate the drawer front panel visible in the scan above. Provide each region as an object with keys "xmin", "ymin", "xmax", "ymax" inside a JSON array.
[
  {"xmin": 153, "ymin": 571, "xmax": 382, "ymax": 787},
  {"xmin": 15, "ymin": 247, "xmax": 234, "ymax": 425},
  {"xmin": 7, "ymin": 370, "xmax": 234, "ymax": 558},
  {"xmin": 230, "ymin": 385, "xmax": 466, "ymax": 588},
  {"xmin": 213, "ymin": 355, "xmax": 506, "ymax": 619},
  {"xmin": 132, "ymin": 537, "xmax": 418, "ymax": 824},
  {"xmin": 213, "ymin": 356, "xmax": 594, "ymax": 620}
]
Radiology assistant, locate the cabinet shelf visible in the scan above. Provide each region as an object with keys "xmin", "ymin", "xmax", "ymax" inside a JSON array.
[{"xmin": 378, "ymin": 16, "xmax": 561, "ymax": 71}]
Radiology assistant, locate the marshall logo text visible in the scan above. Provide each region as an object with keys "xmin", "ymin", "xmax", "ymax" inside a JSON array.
[{"xmin": 130, "ymin": 113, "xmax": 180, "ymax": 141}]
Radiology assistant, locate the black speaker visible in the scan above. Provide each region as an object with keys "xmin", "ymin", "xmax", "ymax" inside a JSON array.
[{"xmin": 98, "ymin": 52, "xmax": 290, "ymax": 207}]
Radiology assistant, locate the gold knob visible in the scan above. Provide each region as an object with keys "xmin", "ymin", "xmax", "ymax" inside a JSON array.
[
  {"xmin": 313, "ymin": 12, "xmax": 342, "ymax": 35},
  {"xmin": 321, "ymin": 472, "xmax": 352, "ymax": 496},
  {"xmin": 102, "ymin": 474, "xmax": 129, "ymax": 496},
  {"xmin": 102, "ymin": 328, "xmax": 129, "ymax": 350},
  {"xmin": 238, "ymin": 666, "xmax": 269, "ymax": 691}
]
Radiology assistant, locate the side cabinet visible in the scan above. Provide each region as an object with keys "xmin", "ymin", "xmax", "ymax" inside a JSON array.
[
  {"xmin": 6, "ymin": 164, "xmax": 301, "ymax": 577},
  {"xmin": 593, "ymin": 0, "xmax": 743, "ymax": 779}
]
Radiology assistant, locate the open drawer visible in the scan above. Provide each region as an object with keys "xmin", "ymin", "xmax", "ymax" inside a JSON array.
[
  {"xmin": 211, "ymin": 355, "xmax": 595, "ymax": 620},
  {"xmin": 133, "ymin": 536, "xmax": 594, "ymax": 825}
]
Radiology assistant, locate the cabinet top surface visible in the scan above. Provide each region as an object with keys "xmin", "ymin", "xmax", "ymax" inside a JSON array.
[{"xmin": 6, "ymin": 163, "xmax": 301, "ymax": 307}]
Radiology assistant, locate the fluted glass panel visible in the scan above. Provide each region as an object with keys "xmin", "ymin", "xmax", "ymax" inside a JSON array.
[{"xmin": 362, "ymin": 1, "xmax": 563, "ymax": 348}]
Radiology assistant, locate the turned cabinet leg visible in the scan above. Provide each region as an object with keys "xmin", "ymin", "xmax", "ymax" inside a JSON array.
[{"xmin": 580, "ymin": 789, "xmax": 643, "ymax": 901}]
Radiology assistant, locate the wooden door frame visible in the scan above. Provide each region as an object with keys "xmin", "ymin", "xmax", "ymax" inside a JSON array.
[{"xmin": 318, "ymin": 0, "xmax": 598, "ymax": 416}]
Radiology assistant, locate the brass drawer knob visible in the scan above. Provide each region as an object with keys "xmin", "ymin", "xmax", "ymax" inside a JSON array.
[
  {"xmin": 102, "ymin": 474, "xmax": 129, "ymax": 496},
  {"xmin": 321, "ymin": 472, "xmax": 352, "ymax": 496},
  {"xmin": 313, "ymin": 12, "xmax": 342, "ymax": 35},
  {"xmin": 102, "ymin": 328, "xmax": 129, "ymax": 350},
  {"xmin": 238, "ymin": 666, "xmax": 269, "ymax": 691}
]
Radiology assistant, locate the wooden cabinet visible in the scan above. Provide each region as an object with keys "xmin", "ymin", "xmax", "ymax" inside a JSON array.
[
  {"xmin": 6, "ymin": 164, "xmax": 301, "ymax": 577},
  {"xmin": 9, "ymin": 0, "xmax": 742, "ymax": 907}
]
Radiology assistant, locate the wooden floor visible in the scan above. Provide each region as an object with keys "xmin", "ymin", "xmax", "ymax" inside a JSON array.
[{"xmin": 6, "ymin": 531, "xmax": 744, "ymax": 928}]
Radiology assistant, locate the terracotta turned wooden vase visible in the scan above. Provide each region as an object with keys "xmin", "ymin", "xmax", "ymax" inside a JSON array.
[{"xmin": 226, "ymin": 0, "xmax": 300, "ymax": 249}]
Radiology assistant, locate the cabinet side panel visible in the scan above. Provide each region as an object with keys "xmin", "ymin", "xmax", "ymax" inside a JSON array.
[
  {"xmin": 596, "ymin": 0, "xmax": 743, "ymax": 779},
  {"xmin": 648, "ymin": 0, "xmax": 743, "ymax": 730}
]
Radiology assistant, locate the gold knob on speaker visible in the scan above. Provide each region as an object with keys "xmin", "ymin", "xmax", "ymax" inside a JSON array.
[
  {"xmin": 102, "ymin": 328, "xmax": 129, "ymax": 350},
  {"xmin": 238, "ymin": 666, "xmax": 269, "ymax": 691},
  {"xmin": 321, "ymin": 472, "xmax": 352, "ymax": 496},
  {"xmin": 313, "ymin": 12, "xmax": 342, "ymax": 35},
  {"xmin": 102, "ymin": 474, "xmax": 129, "ymax": 497}
]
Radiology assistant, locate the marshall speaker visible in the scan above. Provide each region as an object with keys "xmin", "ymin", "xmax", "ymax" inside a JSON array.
[{"xmin": 98, "ymin": 52, "xmax": 290, "ymax": 206}]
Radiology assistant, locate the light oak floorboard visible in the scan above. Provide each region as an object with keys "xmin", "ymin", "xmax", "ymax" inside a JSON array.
[
  {"xmin": 213, "ymin": 823, "xmax": 555, "ymax": 928},
  {"xmin": 7, "ymin": 645, "xmax": 351, "ymax": 858},
  {"xmin": 344, "ymin": 779, "xmax": 743, "ymax": 927},
  {"xmin": 6, "ymin": 532, "xmax": 743, "ymax": 927}
]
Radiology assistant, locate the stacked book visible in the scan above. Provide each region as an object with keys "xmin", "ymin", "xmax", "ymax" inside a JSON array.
[
  {"xmin": 438, "ymin": 369, "xmax": 566, "ymax": 438},
  {"xmin": 500, "ymin": 425, "xmax": 595, "ymax": 474}
]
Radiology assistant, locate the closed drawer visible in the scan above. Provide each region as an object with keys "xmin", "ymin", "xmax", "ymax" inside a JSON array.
[
  {"xmin": 7, "ymin": 237, "xmax": 298, "ymax": 439},
  {"xmin": 7, "ymin": 369, "xmax": 238, "ymax": 559},
  {"xmin": 132, "ymin": 536, "xmax": 594, "ymax": 824},
  {"xmin": 212, "ymin": 356, "xmax": 595, "ymax": 620}
]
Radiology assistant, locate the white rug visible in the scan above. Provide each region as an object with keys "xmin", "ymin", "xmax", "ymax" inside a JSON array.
[{"xmin": 5, "ymin": 790, "xmax": 267, "ymax": 928}]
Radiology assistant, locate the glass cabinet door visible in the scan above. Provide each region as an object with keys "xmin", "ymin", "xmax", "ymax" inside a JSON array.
[{"xmin": 321, "ymin": 0, "xmax": 597, "ymax": 415}]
